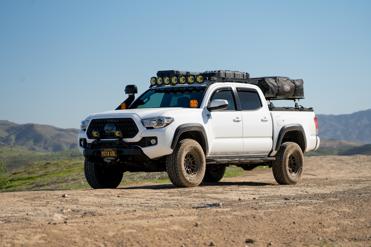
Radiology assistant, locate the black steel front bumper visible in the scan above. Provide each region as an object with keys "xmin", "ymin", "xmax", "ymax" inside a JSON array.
[{"xmin": 80, "ymin": 138, "xmax": 155, "ymax": 162}]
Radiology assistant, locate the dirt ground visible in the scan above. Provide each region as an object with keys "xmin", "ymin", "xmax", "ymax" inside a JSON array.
[{"xmin": 0, "ymin": 156, "xmax": 370, "ymax": 247}]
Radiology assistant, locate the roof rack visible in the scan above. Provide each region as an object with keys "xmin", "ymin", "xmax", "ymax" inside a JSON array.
[{"xmin": 149, "ymin": 70, "xmax": 304, "ymax": 100}]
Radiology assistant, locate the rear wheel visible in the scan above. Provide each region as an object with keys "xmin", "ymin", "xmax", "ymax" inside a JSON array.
[
  {"xmin": 272, "ymin": 142, "xmax": 304, "ymax": 185},
  {"xmin": 84, "ymin": 160, "xmax": 123, "ymax": 189},
  {"xmin": 203, "ymin": 165, "xmax": 226, "ymax": 183},
  {"xmin": 166, "ymin": 139, "xmax": 206, "ymax": 187}
]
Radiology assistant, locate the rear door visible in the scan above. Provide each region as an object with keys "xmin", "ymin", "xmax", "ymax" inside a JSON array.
[
  {"xmin": 206, "ymin": 87, "xmax": 243, "ymax": 155},
  {"xmin": 236, "ymin": 88, "xmax": 273, "ymax": 155}
]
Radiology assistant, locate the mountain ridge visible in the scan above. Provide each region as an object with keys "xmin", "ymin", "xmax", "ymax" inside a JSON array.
[
  {"xmin": 317, "ymin": 108, "xmax": 371, "ymax": 143},
  {"xmin": 0, "ymin": 108, "xmax": 370, "ymax": 153},
  {"xmin": 0, "ymin": 120, "xmax": 78, "ymax": 152}
]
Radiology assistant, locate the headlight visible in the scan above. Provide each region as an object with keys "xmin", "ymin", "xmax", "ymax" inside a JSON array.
[
  {"xmin": 142, "ymin": 117, "xmax": 174, "ymax": 129},
  {"xmin": 80, "ymin": 119, "xmax": 90, "ymax": 131}
]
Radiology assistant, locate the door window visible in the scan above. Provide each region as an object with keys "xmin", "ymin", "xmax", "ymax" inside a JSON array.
[
  {"xmin": 210, "ymin": 88, "xmax": 236, "ymax": 111},
  {"xmin": 237, "ymin": 89, "xmax": 262, "ymax": 110}
]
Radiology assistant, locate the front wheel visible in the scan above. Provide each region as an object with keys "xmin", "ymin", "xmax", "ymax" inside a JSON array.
[
  {"xmin": 84, "ymin": 160, "xmax": 123, "ymax": 189},
  {"xmin": 272, "ymin": 142, "xmax": 304, "ymax": 185},
  {"xmin": 166, "ymin": 139, "xmax": 206, "ymax": 187}
]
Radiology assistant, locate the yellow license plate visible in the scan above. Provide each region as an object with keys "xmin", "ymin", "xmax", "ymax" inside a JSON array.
[{"xmin": 101, "ymin": 149, "xmax": 117, "ymax": 158}]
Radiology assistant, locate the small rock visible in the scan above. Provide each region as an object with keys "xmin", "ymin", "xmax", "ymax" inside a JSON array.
[
  {"xmin": 238, "ymin": 198, "xmax": 242, "ymax": 201},
  {"xmin": 245, "ymin": 238, "xmax": 255, "ymax": 244},
  {"xmin": 62, "ymin": 194, "xmax": 68, "ymax": 198},
  {"xmin": 284, "ymin": 197, "xmax": 290, "ymax": 201},
  {"xmin": 252, "ymin": 197, "xmax": 256, "ymax": 200},
  {"xmin": 209, "ymin": 241, "xmax": 215, "ymax": 246},
  {"xmin": 116, "ymin": 195, "xmax": 120, "ymax": 198},
  {"xmin": 194, "ymin": 222, "xmax": 200, "ymax": 227},
  {"xmin": 64, "ymin": 220, "xmax": 68, "ymax": 224},
  {"xmin": 267, "ymin": 242, "xmax": 273, "ymax": 246},
  {"xmin": 192, "ymin": 202, "xmax": 222, "ymax": 209}
]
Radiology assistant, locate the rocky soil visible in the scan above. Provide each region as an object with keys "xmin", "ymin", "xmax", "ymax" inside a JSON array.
[{"xmin": 0, "ymin": 155, "xmax": 370, "ymax": 247}]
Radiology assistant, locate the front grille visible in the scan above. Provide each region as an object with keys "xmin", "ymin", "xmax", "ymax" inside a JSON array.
[{"xmin": 87, "ymin": 118, "xmax": 138, "ymax": 139}]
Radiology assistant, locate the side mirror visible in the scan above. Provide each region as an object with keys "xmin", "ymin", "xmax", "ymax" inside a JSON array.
[
  {"xmin": 207, "ymin": 99, "xmax": 228, "ymax": 111},
  {"xmin": 125, "ymin": 85, "xmax": 138, "ymax": 95}
]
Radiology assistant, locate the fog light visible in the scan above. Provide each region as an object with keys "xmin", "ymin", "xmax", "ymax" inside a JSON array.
[
  {"xmin": 150, "ymin": 138, "xmax": 157, "ymax": 145},
  {"xmin": 114, "ymin": 130, "xmax": 123, "ymax": 138},
  {"xmin": 92, "ymin": 130, "xmax": 100, "ymax": 138}
]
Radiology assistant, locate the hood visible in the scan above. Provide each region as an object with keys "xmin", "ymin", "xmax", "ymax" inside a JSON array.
[{"xmin": 85, "ymin": 108, "xmax": 202, "ymax": 120}]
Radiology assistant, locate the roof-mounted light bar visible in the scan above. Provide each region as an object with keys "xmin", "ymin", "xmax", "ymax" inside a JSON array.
[{"xmin": 150, "ymin": 70, "xmax": 250, "ymax": 87}]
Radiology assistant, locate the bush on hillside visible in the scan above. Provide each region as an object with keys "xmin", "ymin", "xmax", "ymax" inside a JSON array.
[{"xmin": 0, "ymin": 161, "xmax": 8, "ymax": 189}]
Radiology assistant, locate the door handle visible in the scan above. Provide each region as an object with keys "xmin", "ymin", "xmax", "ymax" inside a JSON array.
[
  {"xmin": 261, "ymin": 117, "xmax": 268, "ymax": 122},
  {"xmin": 233, "ymin": 117, "xmax": 241, "ymax": 122}
]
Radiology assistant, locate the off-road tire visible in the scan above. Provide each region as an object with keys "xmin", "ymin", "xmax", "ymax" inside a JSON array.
[
  {"xmin": 166, "ymin": 139, "xmax": 206, "ymax": 187},
  {"xmin": 84, "ymin": 159, "xmax": 123, "ymax": 189},
  {"xmin": 203, "ymin": 165, "xmax": 226, "ymax": 183},
  {"xmin": 272, "ymin": 142, "xmax": 304, "ymax": 185}
]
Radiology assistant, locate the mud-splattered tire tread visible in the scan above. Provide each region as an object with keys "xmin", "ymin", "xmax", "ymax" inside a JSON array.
[
  {"xmin": 84, "ymin": 160, "xmax": 123, "ymax": 189},
  {"xmin": 166, "ymin": 139, "xmax": 206, "ymax": 187},
  {"xmin": 272, "ymin": 142, "xmax": 304, "ymax": 185},
  {"xmin": 203, "ymin": 165, "xmax": 226, "ymax": 183}
]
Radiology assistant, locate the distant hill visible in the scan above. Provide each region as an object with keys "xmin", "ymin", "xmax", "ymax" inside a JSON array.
[
  {"xmin": 339, "ymin": 144, "xmax": 371, "ymax": 156},
  {"xmin": 1, "ymin": 108, "xmax": 371, "ymax": 155},
  {"xmin": 0, "ymin": 120, "xmax": 78, "ymax": 152},
  {"xmin": 317, "ymin": 109, "xmax": 371, "ymax": 143}
]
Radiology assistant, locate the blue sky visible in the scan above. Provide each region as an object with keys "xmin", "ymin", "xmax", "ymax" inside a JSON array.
[{"xmin": 1, "ymin": 0, "xmax": 371, "ymax": 128}]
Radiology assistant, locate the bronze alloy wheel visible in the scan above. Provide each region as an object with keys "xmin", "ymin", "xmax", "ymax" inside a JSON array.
[
  {"xmin": 272, "ymin": 142, "xmax": 304, "ymax": 185},
  {"xmin": 166, "ymin": 139, "xmax": 206, "ymax": 187}
]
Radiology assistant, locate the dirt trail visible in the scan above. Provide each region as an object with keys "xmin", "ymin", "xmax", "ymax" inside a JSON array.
[{"xmin": 0, "ymin": 156, "xmax": 371, "ymax": 247}]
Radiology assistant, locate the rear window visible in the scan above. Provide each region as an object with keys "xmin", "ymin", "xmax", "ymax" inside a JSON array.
[{"xmin": 237, "ymin": 89, "xmax": 262, "ymax": 110}]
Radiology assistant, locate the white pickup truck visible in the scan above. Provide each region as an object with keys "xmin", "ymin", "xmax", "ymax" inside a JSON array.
[{"xmin": 78, "ymin": 70, "xmax": 320, "ymax": 189}]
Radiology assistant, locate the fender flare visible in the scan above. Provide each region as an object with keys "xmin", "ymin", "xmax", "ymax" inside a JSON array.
[
  {"xmin": 275, "ymin": 125, "xmax": 306, "ymax": 151},
  {"xmin": 171, "ymin": 124, "xmax": 208, "ymax": 154}
]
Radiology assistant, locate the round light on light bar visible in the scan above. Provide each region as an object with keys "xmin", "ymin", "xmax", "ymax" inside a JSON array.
[
  {"xmin": 179, "ymin": 76, "xmax": 186, "ymax": 84},
  {"xmin": 157, "ymin": 77, "xmax": 163, "ymax": 85},
  {"xmin": 196, "ymin": 75, "xmax": 204, "ymax": 83},
  {"xmin": 171, "ymin": 76, "xmax": 178, "ymax": 85},
  {"xmin": 164, "ymin": 77, "xmax": 170, "ymax": 85},
  {"xmin": 150, "ymin": 77, "xmax": 157, "ymax": 86},
  {"xmin": 187, "ymin": 75, "xmax": 195, "ymax": 84}
]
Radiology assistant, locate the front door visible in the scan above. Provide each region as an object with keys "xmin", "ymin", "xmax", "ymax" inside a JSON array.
[{"xmin": 206, "ymin": 87, "xmax": 243, "ymax": 155}]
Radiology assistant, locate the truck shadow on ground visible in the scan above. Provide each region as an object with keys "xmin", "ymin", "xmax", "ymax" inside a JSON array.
[{"xmin": 122, "ymin": 181, "xmax": 274, "ymax": 190}]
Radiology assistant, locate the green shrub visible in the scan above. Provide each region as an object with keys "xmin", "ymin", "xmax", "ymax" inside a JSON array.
[{"xmin": 0, "ymin": 161, "xmax": 8, "ymax": 189}]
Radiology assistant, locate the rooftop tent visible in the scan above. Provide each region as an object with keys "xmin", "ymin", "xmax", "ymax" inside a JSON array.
[{"xmin": 249, "ymin": 77, "xmax": 304, "ymax": 100}]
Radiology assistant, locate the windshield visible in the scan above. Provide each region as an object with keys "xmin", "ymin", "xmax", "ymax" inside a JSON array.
[{"xmin": 129, "ymin": 86, "xmax": 206, "ymax": 109}]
